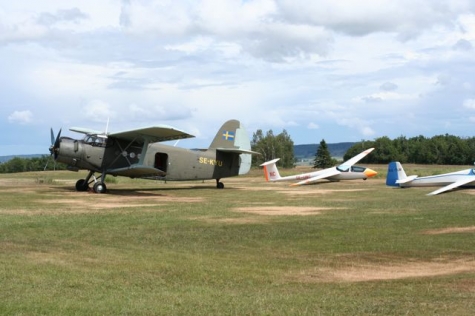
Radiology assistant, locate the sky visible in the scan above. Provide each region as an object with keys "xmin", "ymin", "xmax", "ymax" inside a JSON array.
[{"xmin": 1, "ymin": 0, "xmax": 475, "ymax": 156}]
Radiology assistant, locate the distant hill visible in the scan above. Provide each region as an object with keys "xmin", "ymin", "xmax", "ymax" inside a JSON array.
[{"xmin": 294, "ymin": 142, "xmax": 356, "ymax": 160}]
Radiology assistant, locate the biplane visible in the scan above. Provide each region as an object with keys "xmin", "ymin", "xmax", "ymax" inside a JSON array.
[{"xmin": 49, "ymin": 119, "xmax": 258, "ymax": 193}]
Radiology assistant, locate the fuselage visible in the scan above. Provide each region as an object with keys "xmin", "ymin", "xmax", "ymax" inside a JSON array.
[
  {"xmin": 400, "ymin": 169, "xmax": 475, "ymax": 188},
  {"xmin": 54, "ymin": 136, "xmax": 246, "ymax": 181},
  {"xmin": 275, "ymin": 165, "xmax": 377, "ymax": 182}
]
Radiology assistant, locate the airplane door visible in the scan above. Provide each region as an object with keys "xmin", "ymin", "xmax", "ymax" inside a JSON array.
[{"xmin": 154, "ymin": 153, "xmax": 168, "ymax": 172}]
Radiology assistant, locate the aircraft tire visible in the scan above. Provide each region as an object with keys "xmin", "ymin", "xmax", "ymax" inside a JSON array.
[
  {"xmin": 93, "ymin": 182, "xmax": 107, "ymax": 194},
  {"xmin": 76, "ymin": 179, "xmax": 89, "ymax": 192},
  {"xmin": 217, "ymin": 182, "xmax": 224, "ymax": 189}
]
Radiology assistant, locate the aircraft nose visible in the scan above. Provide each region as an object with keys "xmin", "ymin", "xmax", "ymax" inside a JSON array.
[{"xmin": 364, "ymin": 168, "xmax": 378, "ymax": 178}]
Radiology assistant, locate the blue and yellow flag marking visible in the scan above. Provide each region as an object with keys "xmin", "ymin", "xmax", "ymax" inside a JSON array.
[{"xmin": 222, "ymin": 130, "xmax": 235, "ymax": 141}]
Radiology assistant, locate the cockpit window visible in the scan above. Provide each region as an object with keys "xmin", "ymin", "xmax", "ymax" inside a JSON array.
[
  {"xmin": 351, "ymin": 166, "xmax": 365, "ymax": 173},
  {"xmin": 85, "ymin": 135, "xmax": 107, "ymax": 147},
  {"xmin": 336, "ymin": 165, "xmax": 350, "ymax": 172},
  {"xmin": 336, "ymin": 165, "xmax": 366, "ymax": 173}
]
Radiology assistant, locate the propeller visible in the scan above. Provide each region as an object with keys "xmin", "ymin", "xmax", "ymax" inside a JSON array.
[{"xmin": 49, "ymin": 128, "xmax": 62, "ymax": 160}]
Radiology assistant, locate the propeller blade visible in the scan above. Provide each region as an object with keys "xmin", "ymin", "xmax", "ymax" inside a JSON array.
[
  {"xmin": 50, "ymin": 128, "xmax": 55, "ymax": 146},
  {"xmin": 54, "ymin": 129, "xmax": 62, "ymax": 148},
  {"xmin": 53, "ymin": 129, "xmax": 62, "ymax": 159},
  {"xmin": 49, "ymin": 128, "xmax": 62, "ymax": 160}
]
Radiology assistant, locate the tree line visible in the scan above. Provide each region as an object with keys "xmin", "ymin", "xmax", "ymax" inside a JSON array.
[
  {"xmin": 344, "ymin": 134, "xmax": 475, "ymax": 165},
  {"xmin": 2, "ymin": 132, "xmax": 475, "ymax": 173},
  {"xmin": 0, "ymin": 156, "xmax": 67, "ymax": 173}
]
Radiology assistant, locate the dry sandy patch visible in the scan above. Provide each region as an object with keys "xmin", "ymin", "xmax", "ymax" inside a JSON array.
[
  {"xmin": 294, "ymin": 257, "xmax": 475, "ymax": 283},
  {"xmin": 423, "ymin": 226, "xmax": 475, "ymax": 235},
  {"xmin": 189, "ymin": 216, "xmax": 268, "ymax": 225},
  {"xmin": 233, "ymin": 206, "xmax": 346, "ymax": 216}
]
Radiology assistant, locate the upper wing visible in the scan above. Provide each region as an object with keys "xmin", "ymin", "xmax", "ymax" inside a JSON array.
[
  {"xmin": 427, "ymin": 177, "xmax": 475, "ymax": 196},
  {"xmin": 339, "ymin": 148, "xmax": 375, "ymax": 168},
  {"xmin": 109, "ymin": 126, "xmax": 194, "ymax": 143},
  {"xmin": 70, "ymin": 127, "xmax": 104, "ymax": 135},
  {"xmin": 290, "ymin": 168, "xmax": 341, "ymax": 186}
]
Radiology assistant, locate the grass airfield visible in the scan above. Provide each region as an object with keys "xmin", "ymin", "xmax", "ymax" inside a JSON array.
[{"xmin": 1, "ymin": 165, "xmax": 475, "ymax": 315}]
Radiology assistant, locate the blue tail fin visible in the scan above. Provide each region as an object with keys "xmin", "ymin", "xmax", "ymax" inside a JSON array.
[{"xmin": 386, "ymin": 161, "xmax": 404, "ymax": 187}]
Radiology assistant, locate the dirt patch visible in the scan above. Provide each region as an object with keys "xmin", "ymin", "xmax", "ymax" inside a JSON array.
[
  {"xmin": 190, "ymin": 216, "xmax": 268, "ymax": 225},
  {"xmin": 423, "ymin": 226, "xmax": 475, "ymax": 235},
  {"xmin": 233, "ymin": 206, "xmax": 346, "ymax": 216},
  {"xmin": 294, "ymin": 257, "xmax": 475, "ymax": 283},
  {"xmin": 1, "ymin": 191, "xmax": 204, "ymax": 215},
  {"xmin": 238, "ymin": 186, "xmax": 285, "ymax": 191},
  {"xmin": 0, "ymin": 209, "xmax": 34, "ymax": 216},
  {"xmin": 277, "ymin": 189, "xmax": 369, "ymax": 195}
]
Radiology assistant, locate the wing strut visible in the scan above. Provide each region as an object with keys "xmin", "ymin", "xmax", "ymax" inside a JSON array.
[{"xmin": 138, "ymin": 138, "xmax": 151, "ymax": 165}]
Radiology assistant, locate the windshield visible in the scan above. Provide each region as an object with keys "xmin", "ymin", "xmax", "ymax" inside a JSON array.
[{"xmin": 84, "ymin": 135, "xmax": 107, "ymax": 147}]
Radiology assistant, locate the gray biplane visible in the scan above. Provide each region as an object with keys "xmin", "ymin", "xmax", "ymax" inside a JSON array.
[{"xmin": 49, "ymin": 119, "xmax": 258, "ymax": 193}]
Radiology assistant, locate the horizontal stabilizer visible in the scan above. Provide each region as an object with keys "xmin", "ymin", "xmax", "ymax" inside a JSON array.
[
  {"xmin": 107, "ymin": 165, "xmax": 166, "ymax": 178},
  {"xmin": 427, "ymin": 177, "xmax": 475, "ymax": 196},
  {"xmin": 396, "ymin": 175, "xmax": 418, "ymax": 184},
  {"xmin": 260, "ymin": 158, "xmax": 281, "ymax": 166},
  {"xmin": 216, "ymin": 148, "xmax": 261, "ymax": 155}
]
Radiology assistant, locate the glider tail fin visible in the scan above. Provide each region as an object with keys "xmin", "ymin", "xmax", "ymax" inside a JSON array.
[
  {"xmin": 386, "ymin": 161, "xmax": 407, "ymax": 187},
  {"xmin": 260, "ymin": 158, "xmax": 282, "ymax": 181}
]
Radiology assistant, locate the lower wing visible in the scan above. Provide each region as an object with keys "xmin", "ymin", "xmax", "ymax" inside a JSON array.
[
  {"xmin": 427, "ymin": 177, "xmax": 475, "ymax": 196},
  {"xmin": 107, "ymin": 165, "xmax": 166, "ymax": 178}
]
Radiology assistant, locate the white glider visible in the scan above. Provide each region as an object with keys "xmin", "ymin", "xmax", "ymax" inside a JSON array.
[
  {"xmin": 386, "ymin": 161, "xmax": 475, "ymax": 195},
  {"xmin": 260, "ymin": 148, "xmax": 377, "ymax": 186}
]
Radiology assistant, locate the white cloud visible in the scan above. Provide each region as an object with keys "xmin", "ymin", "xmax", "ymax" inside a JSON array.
[
  {"xmin": 307, "ymin": 122, "xmax": 319, "ymax": 129},
  {"xmin": 8, "ymin": 110, "xmax": 33, "ymax": 124},
  {"xmin": 83, "ymin": 100, "xmax": 116, "ymax": 123},
  {"xmin": 1, "ymin": 1, "xmax": 475, "ymax": 154},
  {"xmin": 463, "ymin": 99, "xmax": 475, "ymax": 110}
]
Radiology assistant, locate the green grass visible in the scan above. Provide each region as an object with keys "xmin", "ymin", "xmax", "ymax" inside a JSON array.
[{"xmin": 1, "ymin": 165, "xmax": 475, "ymax": 315}]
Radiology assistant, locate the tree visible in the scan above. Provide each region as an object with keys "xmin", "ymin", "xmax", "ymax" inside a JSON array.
[
  {"xmin": 0, "ymin": 155, "xmax": 66, "ymax": 173},
  {"xmin": 251, "ymin": 129, "xmax": 295, "ymax": 168},
  {"xmin": 313, "ymin": 139, "xmax": 333, "ymax": 168}
]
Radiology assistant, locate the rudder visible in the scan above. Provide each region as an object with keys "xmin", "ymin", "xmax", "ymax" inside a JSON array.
[
  {"xmin": 260, "ymin": 158, "xmax": 281, "ymax": 181},
  {"xmin": 386, "ymin": 161, "xmax": 406, "ymax": 186},
  {"xmin": 209, "ymin": 119, "xmax": 253, "ymax": 175}
]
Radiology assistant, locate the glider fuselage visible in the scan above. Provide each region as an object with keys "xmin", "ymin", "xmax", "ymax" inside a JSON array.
[{"xmin": 399, "ymin": 169, "xmax": 475, "ymax": 188}]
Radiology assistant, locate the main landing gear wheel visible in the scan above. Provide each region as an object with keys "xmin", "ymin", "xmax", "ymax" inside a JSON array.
[
  {"xmin": 75, "ymin": 179, "xmax": 89, "ymax": 192},
  {"xmin": 216, "ymin": 179, "xmax": 224, "ymax": 189},
  {"xmin": 93, "ymin": 182, "xmax": 107, "ymax": 194}
]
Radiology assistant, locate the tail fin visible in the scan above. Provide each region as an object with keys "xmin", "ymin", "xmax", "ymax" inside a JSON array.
[
  {"xmin": 260, "ymin": 158, "xmax": 282, "ymax": 181},
  {"xmin": 386, "ymin": 161, "xmax": 407, "ymax": 186},
  {"xmin": 209, "ymin": 119, "xmax": 257, "ymax": 175}
]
